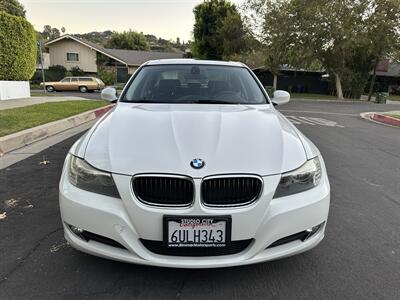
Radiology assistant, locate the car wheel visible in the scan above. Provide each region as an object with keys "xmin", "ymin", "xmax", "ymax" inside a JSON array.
[
  {"xmin": 46, "ymin": 86, "xmax": 55, "ymax": 92},
  {"xmin": 79, "ymin": 86, "xmax": 88, "ymax": 93}
]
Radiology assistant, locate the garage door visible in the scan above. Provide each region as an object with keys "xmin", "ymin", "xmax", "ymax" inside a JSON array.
[{"xmin": 117, "ymin": 67, "xmax": 128, "ymax": 83}]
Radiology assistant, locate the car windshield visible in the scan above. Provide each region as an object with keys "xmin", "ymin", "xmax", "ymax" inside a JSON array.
[{"xmin": 121, "ymin": 64, "xmax": 268, "ymax": 104}]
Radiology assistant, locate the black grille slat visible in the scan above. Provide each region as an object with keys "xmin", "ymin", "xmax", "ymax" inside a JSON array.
[
  {"xmin": 141, "ymin": 239, "xmax": 253, "ymax": 256},
  {"xmin": 202, "ymin": 177, "xmax": 262, "ymax": 206},
  {"xmin": 267, "ymin": 231, "xmax": 309, "ymax": 248},
  {"xmin": 81, "ymin": 231, "xmax": 126, "ymax": 249},
  {"xmin": 133, "ymin": 176, "xmax": 193, "ymax": 206}
]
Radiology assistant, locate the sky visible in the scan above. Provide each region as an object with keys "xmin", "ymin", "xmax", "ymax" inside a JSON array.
[{"xmin": 20, "ymin": 0, "xmax": 243, "ymax": 42}]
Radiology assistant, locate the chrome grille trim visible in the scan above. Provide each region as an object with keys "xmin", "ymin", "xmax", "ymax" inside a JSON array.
[
  {"xmin": 131, "ymin": 174, "xmax": 195, "ymax": 208},
  {"xmin": 200, "ymin": 174, "xmax": 263, "ymax": 208}
]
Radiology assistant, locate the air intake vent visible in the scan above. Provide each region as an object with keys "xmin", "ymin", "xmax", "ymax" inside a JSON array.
[
  {"xmin": 201, "ymin": 176, "xmax": 262, "ymax": 206},
  {"xmin": 140, "ymin": 239, "xmax": 253, "ymax": 256},
  {"xmin": 132, "ymin": 175, "xmax": 194, "ymax": 206}
]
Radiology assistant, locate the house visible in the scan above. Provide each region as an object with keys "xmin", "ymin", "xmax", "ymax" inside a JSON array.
[
  {"xmin": 44, "ymin": 34, "xmax": 183, "ymax": 82},
  {"xmin": 253, "ymin": 60, "xmax": 400, "ymax": 95},
  {"xmin": 373, "ymin": 59, "xmax": 400, "ymax": 93}
]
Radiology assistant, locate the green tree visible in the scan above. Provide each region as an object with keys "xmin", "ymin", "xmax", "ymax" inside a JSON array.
[
  {"xmin": 105, "ymin": 30, "xmax": 149, "ymax": 50},
  {"xmin": 287, "ymin": 0, "xmax": 373, "ymax": 99},
  {"xmin": 42, "ymin": 25, "xmax": 61, "ymax": 40},
  {"xmin": 243, "ymin": 0, "xmax": 313, "ymax": 90},
  {"xmin": 0, "ymin": 0, "xmax": 25, "ymax": 18},
  {"xmin": 365, "ymin": 0, "xmax": 400, "ymax": 100},
  {"xmin": 245, "ymin": 0, "xmax": 397, "ymax": 99},
  {"xmin": 42, "ymin": 25, "xmax": 52, "ymax": 40},
  {"xmin": 218, "ymin": 10, "xmax": 249, "ymax": 59},
  {"xmin": 290, "ymin": 0, "xmax": 400, "ymax": 99},
  {"xmin": 192, "ymin": 0, "xmax": 246, "ymax": 60}
]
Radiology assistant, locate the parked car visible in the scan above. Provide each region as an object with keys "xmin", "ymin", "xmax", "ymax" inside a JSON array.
[
  {"xmin": 59, "ymin": 59, "xmax": 330, "ymax": 268},
  {"xmin": 40, "ymin": 77, "xmax": 105, "ymax": 93}
]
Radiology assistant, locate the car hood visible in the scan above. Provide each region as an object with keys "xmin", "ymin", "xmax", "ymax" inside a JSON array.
[{"xmin": 82, "ymin": 103, "xmax": 308, "ymax": 177}]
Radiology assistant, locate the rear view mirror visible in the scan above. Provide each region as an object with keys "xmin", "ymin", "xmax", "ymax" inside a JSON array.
[
  {"xmin": 272, "ymin": 90, "xmax": 290, "ymax": 106},
  {"xmin": 101, "ymin": 87, "xmax": 118, "ymax": 102}
]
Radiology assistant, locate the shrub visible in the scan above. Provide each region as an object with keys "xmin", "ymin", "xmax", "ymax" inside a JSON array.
[
  {"xmin": 47, "ymin": 65, "xmax": 67, "ymax": 80},
  {"xmin": 30, "ymin": 65, "xmax": 67, "ymax": 84},
  {"xmin": 0, "ymin": 12, "xmax": 36, "ymax": 81},
  {"xmin": 70, "ymin": 66, "xmax": 85, "ymax": 76},
  {"xmin": 98, "ymin": 68, "xmax": 116, "ymax": 85}
]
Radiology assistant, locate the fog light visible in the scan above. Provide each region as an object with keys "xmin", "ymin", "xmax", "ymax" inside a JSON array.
[
  {"xmin": 304, "ymin": 222, "xmax": 325, "ymax": 241},
  {"xmin": 66, "ymin": 223, "xmax": 87, "ymax": 241}
]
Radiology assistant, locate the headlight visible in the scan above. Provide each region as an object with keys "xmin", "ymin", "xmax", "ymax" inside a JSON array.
[
  {"xmin": 274, "ymin": 157, "xmax": 322, "ymax": 198},
  {"xmin": 68, "ymin": 155, "xmax": 120, "ymax": 198}
]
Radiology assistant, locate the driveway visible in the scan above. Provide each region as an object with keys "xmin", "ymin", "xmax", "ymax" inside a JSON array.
[{"xmin": 0, "ymin": 100, "xmax": 399, "ymax": 299}]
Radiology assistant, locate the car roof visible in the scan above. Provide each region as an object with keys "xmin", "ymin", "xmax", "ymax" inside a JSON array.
[{"xmin": 144, "ymin": 58, "xmax": 246, "ymax": 67}]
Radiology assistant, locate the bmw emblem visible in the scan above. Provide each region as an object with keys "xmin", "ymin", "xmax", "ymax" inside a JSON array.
[{"xmin": 190, "ymin": 158, "xmax": 205, "ymax": 169}]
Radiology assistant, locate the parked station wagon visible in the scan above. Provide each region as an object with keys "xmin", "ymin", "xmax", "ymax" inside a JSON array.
[{"xmin": 40, "ymin": 77, "xmax": 105, "ymax": 93}]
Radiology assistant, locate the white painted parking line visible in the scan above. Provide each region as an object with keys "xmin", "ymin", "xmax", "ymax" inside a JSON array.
[{"xmin": 285, "ymin": 116, "xmax": 344, "ymax": 127}]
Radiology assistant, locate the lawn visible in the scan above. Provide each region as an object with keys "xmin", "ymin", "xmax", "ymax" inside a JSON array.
[
  {"xmin": 388, "ymin": 95, "xmax": 400, "ymax": 101},
  {"xmin": 0, "ymin": 100, "xmax": 107, "ymax": 137}
]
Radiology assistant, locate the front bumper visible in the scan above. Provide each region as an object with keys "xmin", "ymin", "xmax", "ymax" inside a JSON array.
[{"xmin": 59, "ymin": 157, "xmax": 330, "ymax": 268}]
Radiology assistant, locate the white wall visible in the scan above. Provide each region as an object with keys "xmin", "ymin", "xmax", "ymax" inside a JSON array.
[{"xmin": 0, "ymin": 81, "xmax": 30, "ymax": 100}]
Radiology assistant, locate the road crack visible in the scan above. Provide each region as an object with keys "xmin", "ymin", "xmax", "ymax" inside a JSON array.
[{"xmin": 0, "ymin": 227, "xmax": 63, "ymax": 285}]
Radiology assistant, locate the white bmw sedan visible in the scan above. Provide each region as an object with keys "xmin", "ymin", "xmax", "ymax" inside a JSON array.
[{"xmin": 59, "ymin": 59, "xmax": 330, "ymax": 268}]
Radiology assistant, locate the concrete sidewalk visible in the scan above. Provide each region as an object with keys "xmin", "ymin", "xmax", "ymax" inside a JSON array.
[{"xmin": 0, "ymin": 96, "xmax": 90, "ymax": 110}]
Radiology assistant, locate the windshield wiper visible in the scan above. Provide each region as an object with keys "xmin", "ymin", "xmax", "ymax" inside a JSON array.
[{"xmin": 192, "ymin": 99, "xmax": 238, "ymax": 104}]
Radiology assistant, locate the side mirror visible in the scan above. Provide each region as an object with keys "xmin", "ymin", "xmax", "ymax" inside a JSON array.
[
  {"xmin": 101, "ymin": 87, "xmax": 118, "ymax": 102},
  {"xmin": 272, "ymin": 90, "xmax": 290, "ymax": 106}
]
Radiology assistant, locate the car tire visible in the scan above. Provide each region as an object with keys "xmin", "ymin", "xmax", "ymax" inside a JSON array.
[
  {"xmin": 46, "ymin": 86, "xmax": 55, "ymax": 92},
  {"xmin": 79, "ymin": 86, "xmax": 88, "ymax": 93}
]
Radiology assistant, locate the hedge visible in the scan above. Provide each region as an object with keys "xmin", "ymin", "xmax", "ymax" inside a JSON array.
[{"xmin": 0, "ymin": 12, "xmax": 36, "ymax": 81}]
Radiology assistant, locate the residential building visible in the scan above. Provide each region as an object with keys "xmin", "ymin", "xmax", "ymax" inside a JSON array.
[{"xmin": 44, "ymin": 34, "xmax": 183, "ymax": 82}]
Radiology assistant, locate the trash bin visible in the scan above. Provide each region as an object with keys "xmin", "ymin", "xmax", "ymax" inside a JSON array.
[{"xmin": 375, "ymin": 92, "xmax": 388, "ymax": 104}]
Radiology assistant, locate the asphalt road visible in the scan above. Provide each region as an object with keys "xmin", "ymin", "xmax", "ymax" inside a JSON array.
[{"xmin": 1, "ymin": 100, "xmax": 399, "ymax": 299}]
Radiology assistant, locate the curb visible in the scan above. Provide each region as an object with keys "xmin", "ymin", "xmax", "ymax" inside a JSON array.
[
  {"xmin": 0, "ymin": 104, "xmax": 114, "ymax": 155},
  {"xmin": 371, "ymin": 113, "xmax": 400, "ymax": 127},
  {"xmin": 360, "ymin": 112, "xmax": 400, "ymax": 128},
  {"xmin": 386, "ymin": 100, "xmax": 400, "ymax": 105}
]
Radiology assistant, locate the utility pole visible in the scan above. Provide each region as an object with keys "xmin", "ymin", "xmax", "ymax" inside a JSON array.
[{"xmin": 38, "ymin": 40, "xmax": 46, "ymax": 93}]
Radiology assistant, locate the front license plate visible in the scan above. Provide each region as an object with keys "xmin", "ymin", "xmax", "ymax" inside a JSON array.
[{"xmin": 164, "ymin": 216, "xmax": 231, "ymax": 247}]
